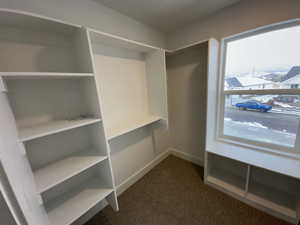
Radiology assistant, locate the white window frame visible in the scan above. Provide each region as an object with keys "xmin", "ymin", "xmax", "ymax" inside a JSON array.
[{"xmin": 216, "ymin": 19, "xmax": 300, "ymax": 156}]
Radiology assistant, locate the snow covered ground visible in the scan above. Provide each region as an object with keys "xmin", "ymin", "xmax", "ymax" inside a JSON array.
[{"xmin": 224, "ymin": 118, "xmax": 296, "ymax": 147}]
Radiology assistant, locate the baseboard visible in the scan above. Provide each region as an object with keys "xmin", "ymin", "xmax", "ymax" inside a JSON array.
[
  {"xmin": 169, "ymin": 148, "xmax": 204, "ymax": 166},
  {"xmin": 116, "ymin": 150, "xmax": 171, "ymax": 195}
]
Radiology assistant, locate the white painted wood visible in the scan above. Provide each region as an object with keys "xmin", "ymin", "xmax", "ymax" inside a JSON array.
[
  {"xmin": 2, "ymin": 72, "xmax": 94, "ymax": 78},
  {"xmin": 45, "ymin": 178, "xmax": 113, "ymax": 225},
  {"xmin": 207, "ymin": 142, "xmax": 300, "ymax": 179},
  {"xmin": 0, "ymin": 92, "xmax": 50, "ymax": 225},
  {"xmin": 74, "ymin": 28, "xmax": 94, "ymax": 73},
  {"xmin": 206, "ymin": 39, "xmax": 219, "ymax": 151},
  {"xmin": 206, "ymin": 176, "xmax": 245, "ymax": 197},
  {"xmin": 108, "ymin": 115, "xmax": 161, "ymax": 140},
  {"xmin": 0, "ymin": 11, "xmax": 93, "ymax": 74},
  {"xmin": 19, "ymin": 118, "xmax": 101, "ymax": 142},
  {"xmin": 6, "ymin": 78, "xmax": 100, "ymax": 130},
  {"xmin": 145, "ymin": 50, "xmax": 168, "ymax": 123},
  {"xmin": 0, "ymin": 27, "xmax": 77, "ymax": 73},
  {"xmin": 87, "ymin": 30, "xmax": 119, "ymax": 212},
  {"xmin": 93, "ymin": 53, "xmax": 160, "ymax": 138},
  {"xmin": 246, "ymin": 193, "xmax": 296, "ymax": 219},
  {"xmin": 34, "ymin": 150, "xmax": 108, "ymax": 193},
  {"xmin": 89, "ymin": 28, "xmax": 159, "ymax": 53},
  {"xmin": 207, "ymin": 152, "xmax": 248, "ymax": 190},
  {"xmin": 248, "ymin": 166, "xmax": 299, "ymax": 210}
]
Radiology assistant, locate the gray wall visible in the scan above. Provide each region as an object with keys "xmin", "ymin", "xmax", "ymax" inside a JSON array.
[
  {"xmin": 167, "ymin": 43, "xmax": 208, "ymax": 163},
  {"xmin": 167, "ymin": 0, "xmax": 300, "ymax": 49},
  {"xmin": 0, "ymin": 0, "xmax": 166, "ymax": 48}
]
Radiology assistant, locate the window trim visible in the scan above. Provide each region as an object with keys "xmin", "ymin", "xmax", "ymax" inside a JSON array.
[{"xmin": 216, "ymin": 18, "xmax": 300, "ymax": 156}]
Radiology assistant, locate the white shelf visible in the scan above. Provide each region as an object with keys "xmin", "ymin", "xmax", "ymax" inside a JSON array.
[
  {"xmin": 206, "ymin": 175, "xmax": 245, "ymax": 197},
  {"xmin": 107, "ymin": 116, "xmax": 161, "ymax": 140},
  {"xmin": 1, "ymin": 72, "xmax": 94, "ymax": 79},
  {"xmin": 45, "ymin": 179, "xmax": 113, "ymax": 225},
  {"xmin": 89, "ymin": 28, "xmax": 159, "ymax": 53},
  {"xmin": 34, "ymin": 150, "xmax": 107, "ymax": 193},
  {"xmin": 19, "ymin": 118, "xmax": 101, "ymax": 142}
]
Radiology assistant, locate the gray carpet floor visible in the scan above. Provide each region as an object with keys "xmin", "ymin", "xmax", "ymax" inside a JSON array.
[{"xmin": 85, "ymin": 155, "xmax": 292, "ymax": 225}]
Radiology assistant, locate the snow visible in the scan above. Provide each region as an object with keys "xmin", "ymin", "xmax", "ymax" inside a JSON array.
[
  {"xmin": 281, "ymin": 73, "xmax": 300, "ymax": 84},
  {"xmin": 224, "ymin": 118, "xmax": 296, "ymax": 147},
  {"xmin": 237, "ymin": 77, "xmax": 273, "ymax": 86},
  {"xmin": 274, "ymin": 101, "xmax": 292, "ymax": 108},
  {"xmin": 250, "ymin": 95, "xmax": 276, "ymax": 103}
]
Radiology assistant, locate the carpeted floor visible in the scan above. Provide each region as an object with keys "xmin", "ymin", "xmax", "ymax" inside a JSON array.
[{"xmin": 85, "ymin": 155, "xmax": 292, "ymax": 225}]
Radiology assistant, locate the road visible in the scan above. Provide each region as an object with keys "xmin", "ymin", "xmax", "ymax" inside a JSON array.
[{"xmin": 225, "ymin": 108, "xmax": 300, "ymax": 133}]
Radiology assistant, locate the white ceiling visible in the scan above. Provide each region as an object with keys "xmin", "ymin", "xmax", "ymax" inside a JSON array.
[{"xmin": 95, "ymin": 0, "xmax": 241, "ymax": 33}]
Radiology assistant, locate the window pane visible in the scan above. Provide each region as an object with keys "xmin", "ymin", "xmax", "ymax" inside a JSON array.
[
  {"xmin": 223, "ymin": 95, "xmax": 300, "ymax": 147},
  {"xmin": 224, "ymin": 26, "xmax": 300, "ymax": 90}
]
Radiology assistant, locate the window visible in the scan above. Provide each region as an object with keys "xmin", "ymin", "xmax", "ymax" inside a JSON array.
[{"xmin": 219, "ymin": 21, "xmax": 300, "ymax": 153}]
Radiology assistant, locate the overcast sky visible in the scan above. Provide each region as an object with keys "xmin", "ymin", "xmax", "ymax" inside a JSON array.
[{"xmin": 225, "ymin": 25, "xmax": 300, "ymax": 76}]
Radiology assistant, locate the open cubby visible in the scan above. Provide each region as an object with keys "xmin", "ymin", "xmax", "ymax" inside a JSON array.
[
  {"xmin": 24, "ymin": 123, "xmax": 109, "ymax": 193},
  {"xmin": 248, "ymin": 166, "xmax": 300, "ymax": 218},
  {"xmin": 4, "ymin": 77, "xmax": 101, "ymax": 140},
  {"xmin": 41, "ymin": 161, "xmax": 114, "ymax": 225},
  {"xmin": 89, "ymin": 29, "xmax": 168, "ymax": 140},
  {"xmin": 0, "ymin": 10, "xmax": 93, "ymax": 74},
  {"xmin": 206, "ymin": 153, "xmax": 247, "ymax": 195}
]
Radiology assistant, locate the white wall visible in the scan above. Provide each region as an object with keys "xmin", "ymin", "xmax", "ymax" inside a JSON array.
[
  {"xmin": 0, "ymin": 0, "xmax": 166, "ymax": 48},
  {"xmin": 165, "ymin": 0, "xmax": 300, "ymax": 164},
  {"xmin": 167, "ymin": 0, "xmax": 300, "ymax": 49},
  {"xmin": 167, "ymin": 43, "xmax": 208, "ymax": 164}
]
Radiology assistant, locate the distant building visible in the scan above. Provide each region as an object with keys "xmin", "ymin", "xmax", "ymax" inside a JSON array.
[
  {"xmin": 281, "ymin": 66, "xmax": 300, "ymax": 88},
  {"xmin": 225, "ymin": 76, "xmax": 274, "ymax": 90}
]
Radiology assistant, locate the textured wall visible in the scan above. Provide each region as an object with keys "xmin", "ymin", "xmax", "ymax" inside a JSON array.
[
  {"xmin": 167, "ymin": 43, "xmax": 208, "ymax": 163},
  {"xmin": 167, "ymin": 0, "xmax": 300, "ymax": 49},
  {"xmin": 0, "ymin": 0, "xmax": 166, "ymax": 48}
]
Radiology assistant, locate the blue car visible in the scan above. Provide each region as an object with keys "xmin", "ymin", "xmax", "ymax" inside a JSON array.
[{"xmin": 235, "ymin": 101, "xmax": 272, "ymax": 112}]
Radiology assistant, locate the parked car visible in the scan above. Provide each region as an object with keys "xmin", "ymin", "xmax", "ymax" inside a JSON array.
[{"xmin": 235, "ymin": 101, "xmax": 272, "ymax": 112}]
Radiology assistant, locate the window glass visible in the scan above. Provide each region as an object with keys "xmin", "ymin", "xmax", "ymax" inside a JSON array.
[
  {"xmin": 223, "ymin": 94, "xmax": 300, "ymax": 147},
  {"xmin": 224, "ymin": 26, "xmax": 300, "ymax": 90}
]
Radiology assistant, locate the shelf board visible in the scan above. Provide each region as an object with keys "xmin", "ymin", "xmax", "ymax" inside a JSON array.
[
  {"xmin": 206, "ymin": 175, "xmax": 245, "ymax": 197},
  {"xmin": 45, "ymin": 179, "xmax": 113, "ymax": 225},
  {"xmin": 19, "ymin": 118, "xmax": 101, "ymax": 142},
  {"xmin": 246, "ymin": 193, "xmax": 296, "ymax": 219},
  {"xmin": 107, "ymin": 116, "xmax": 161, "ymax": 140},
  {"xmin": 1, "ymin": 72, "xmax": 94, "ymax": 79},
  {"xmin": 89, "ymin": 28, "xmax": 159, "ymax": 53},
  {"xmin": 34, "ymin": 150, "xmax": 107, "ymax": 193}
]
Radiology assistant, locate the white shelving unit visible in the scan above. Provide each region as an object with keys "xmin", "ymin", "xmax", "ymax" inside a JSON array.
[
  {"xmin": 19, "ymin": 118, "xmax": 101, "ymax": 142},
  {"xmin": 205, "ymin": 151, "xmax": 300, "ymax": 224},
  {"xmin": 206, "ymin": 153, "xmax": 247, "ymax": 197},
  {"xmin": 107, "ymin": 115, "xmax": 161, "ymax": 140},
  {"xmin": 89, "ymin": 28, "xmax": 168, "ymax": 140},
  {"xmin": 0, "ymin": 9, "xmax": 119, "ymax": 225},
  {"xmin": 34, "ymin": 150, "xmax": 108, "ymax": 193}
]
